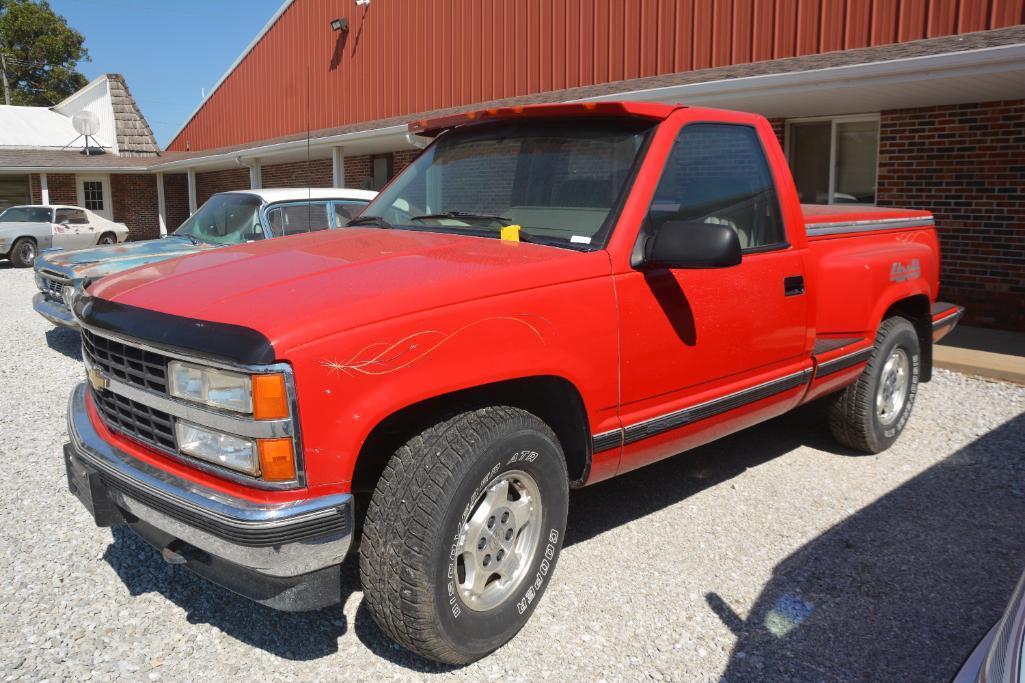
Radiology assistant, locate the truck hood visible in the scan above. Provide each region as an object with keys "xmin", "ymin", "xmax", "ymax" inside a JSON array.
[
  {"xmin": 39, "ymin": 237, "xmax": 212, "ymax": 280},
  {"xmin": 90, "ymin": 228, "xmax": 607, "ymax": 353}
]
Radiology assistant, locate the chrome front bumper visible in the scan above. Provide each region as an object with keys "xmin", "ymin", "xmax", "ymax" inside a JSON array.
[
  {"xmin": 64, "ymin": 382, "xmax": 354, "ymax": 608},
  {"xmin": 33, "ymin": 292, "xmax": 78, "ymax": 328}
]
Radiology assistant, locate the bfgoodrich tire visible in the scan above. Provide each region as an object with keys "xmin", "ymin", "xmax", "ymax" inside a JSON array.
[
  {"xmin": 828, "ymin": 316, "xmax": 920, "ymax": 454},
  {"xmin": 359, "ymin": 406, "xmax": 569, "ymax": 665}
]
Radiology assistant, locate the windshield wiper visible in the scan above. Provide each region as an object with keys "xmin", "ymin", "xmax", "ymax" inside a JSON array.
[
  {"xmin": 167, "ymin": 233, "xmax": 202, "ymax": 245},
  {"xmin": 411, "ymin": 211, "xmax": 513, "ymax": 226},
  {"xmin": 346, "ymin": 215, "xmax": 393, "ymax": 228}
]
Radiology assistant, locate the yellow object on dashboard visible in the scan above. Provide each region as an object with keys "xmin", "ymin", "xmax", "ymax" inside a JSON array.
[{"xmin": 500, "ymin": 224, "xmax": 522, "ymax": 242}]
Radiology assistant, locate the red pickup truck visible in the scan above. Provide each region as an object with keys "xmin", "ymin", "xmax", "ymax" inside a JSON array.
[{"xmin": 63, "ymin": 102, "xmax": 962, "ymax": 664}]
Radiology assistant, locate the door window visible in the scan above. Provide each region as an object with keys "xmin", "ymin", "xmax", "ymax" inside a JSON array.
[
  {"xmin": 649, "ymin": 123, "xmax": 786, "ymax": 250},
  {"xmin": 82, "ymin": 181, "xmax": 105, "ymax": 211},
  {"xmin": 787, "ymin": 116, "xmax": 879, "ymax": 204},
  {"xmin": 332, "ymin": 200, "xmax": 368, "ymax": 225}
]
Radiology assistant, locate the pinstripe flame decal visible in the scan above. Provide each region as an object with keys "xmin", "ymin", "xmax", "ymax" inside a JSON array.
[{"xmin": 321, "ymin": 315, "xmax": 545, "ymax": 377}]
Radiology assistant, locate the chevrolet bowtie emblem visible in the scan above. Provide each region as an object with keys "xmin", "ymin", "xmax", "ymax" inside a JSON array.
[{"xmin": 87, "ymin": 367, "xmax": 109, "ymax": 392}]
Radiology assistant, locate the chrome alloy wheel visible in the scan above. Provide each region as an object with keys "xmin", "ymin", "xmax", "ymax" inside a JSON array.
[
  {"xmin": 18, "ymin": 240, "xmax": 35, "ymax": 263},
  {"xmin": 455, "ymin": 469, "xmax": 543, "ymax": 612},
  {"xmin": 876, "ymin": 348, "xmax": 910, "ymax": 425}
]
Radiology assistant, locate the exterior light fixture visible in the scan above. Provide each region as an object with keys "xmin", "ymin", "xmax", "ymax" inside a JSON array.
[{"xmin": 330, "ymin": 17, "xmax": 349, "ymax": 31}]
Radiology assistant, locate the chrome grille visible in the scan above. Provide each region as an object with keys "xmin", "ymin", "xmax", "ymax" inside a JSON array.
[
  {"xmin": 82, "ymin": 329, "xmax": 168, "ymax": 393},
  {"xmin": 42, "ymin": 276, "xmax": 65, "ymax": 301},
  {"xmin": 91, "ymin": 387, "xmax": 177, "ymax": 452}
]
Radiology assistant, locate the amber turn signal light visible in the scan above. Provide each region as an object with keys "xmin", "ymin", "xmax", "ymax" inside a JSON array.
[
  {"xmin": 258, "ymin": 438, "xmax": 296, "ymax": 481},
  {"xmin": 252, "ymin": 373, "xmax": 288, "ymax": 420}
]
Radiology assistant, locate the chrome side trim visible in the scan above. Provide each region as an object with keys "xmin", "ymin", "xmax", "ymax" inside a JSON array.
[
  {"xmin": 591, "ymin": 429, "xmax": 623, "ymax": 454},
  {"xmin": 590, "ymin": 369, "xmax": 813, "ymax": 449},
  {"xmin": 32, "ymin": 292, "xmax": 78, "ymax": 328},
  {"xmin": 815, "ymin": 347, "xmax": 874, "ymax": 378},
  {"xmin": 807, "ymin": 216, "xmax": 934, "ymax": 237},
  {"xmin": 66, "ymin": 383, "xmax": 352, "ymax": 577}
]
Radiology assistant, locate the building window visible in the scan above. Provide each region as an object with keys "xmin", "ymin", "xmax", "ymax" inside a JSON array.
[
  {"xmin": 786, "ymin": 115, "xmax": 879, "ymax": 205},
  {"xmin": 83, "ymin": 180, "xmax": 105, "ymax": 211},
  {"xmin": 0, "ymin": 174, "xmax": 30, "ymax": 211}
]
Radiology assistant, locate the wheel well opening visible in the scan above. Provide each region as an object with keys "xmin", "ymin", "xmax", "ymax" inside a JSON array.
[
  {"xmin": 883, "ymin": 294, "xmax": 932, "ymax": 382},
  {"xmin": 351, "ymin": 376, "xmax": 591, "ymax": 501}
]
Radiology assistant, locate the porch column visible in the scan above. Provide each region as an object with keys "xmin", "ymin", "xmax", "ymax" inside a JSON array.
[
  {"xmin": 187, "ymin": 168, "xmax": 197, "ymax": 214},
  {"xmin": 332, "ymin": 146, "xmax": 346, "ymax": 188},
  {"xmin": 39, "ymin": 173, "xmax": 49, "ymax": 205},
  {"xmin": 248, "ymin": 158, "xmax": 262, "ymax": 189},
  {"xmin": 155, "ymin": 172, "xmax": 167, "ymax": 235}
]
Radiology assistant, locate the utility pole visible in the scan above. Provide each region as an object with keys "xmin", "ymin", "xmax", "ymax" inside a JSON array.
[{"xmin": 0, "ymin": 54, "xmax": 10, "ymax": 106}]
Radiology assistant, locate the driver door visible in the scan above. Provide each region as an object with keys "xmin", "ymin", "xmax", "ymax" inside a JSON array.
[{"xmin": 615, "ymin": 121, "xmax": 809, "ymax": 473}]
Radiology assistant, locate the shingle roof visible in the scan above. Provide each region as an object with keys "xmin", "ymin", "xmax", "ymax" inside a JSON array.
[
  {"xmin": 0, "ymin": 148, "xmax": 184, "ymax": 169},
  {"xmin": 106, "ymin": 74, "xmax": 159, "ymax": 157}
]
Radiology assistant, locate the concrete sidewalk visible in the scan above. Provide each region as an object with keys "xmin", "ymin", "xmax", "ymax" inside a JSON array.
[{"xmin": 935, "ymin": 325, "xmax": 1025, "ymax": 385}]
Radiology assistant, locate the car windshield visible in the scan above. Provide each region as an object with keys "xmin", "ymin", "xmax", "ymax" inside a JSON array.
[
  {"xmin": 359, "ymin": 119, "xmax": 653, "ymax": 248},
  {"xmin": 0, "ymin": 207, "xmax": 51, "ymax": 222},
  {"xmin": 173, "ymin": 193, "xmax": 265, "ymax": 245}
]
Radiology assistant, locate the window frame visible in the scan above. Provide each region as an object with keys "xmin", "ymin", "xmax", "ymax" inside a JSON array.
[
  {"xmin": 647, "ymin": 121, "xmax": 790, "ymax": 256},
  {"xmin": 261, "ymin": 200, "xmax": 332, "ymax": 237},
  {"xmin": 330, "ymin": 199, "xmax": 370, "ymax": 227},
  {"xmin": 784, "ymin": 113, "xmax": 881, "ymax": 206}
]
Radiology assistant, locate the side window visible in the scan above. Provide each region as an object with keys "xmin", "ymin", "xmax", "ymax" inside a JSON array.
[
  {"xmin": 278, "ymin": 202, "xmax": 330, "ymax": 235},
  {"xmin": 333, "ymin": 201, "xmax": 367, "ymax": 226},
  {"xmin": 648, "ymin": 123, "xmax": 785, "ymax": 250},
  {"xmin": 55, "ymin": 208, "xmax": 87, "ymax": 225}
]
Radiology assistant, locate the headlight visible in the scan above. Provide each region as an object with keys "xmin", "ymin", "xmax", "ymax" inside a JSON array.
[
  {"xmin": 168, "ymin": 360, "xmax": 252, "ymax": 413},
  {"xmin": 175, "ymin": 421, "xmax": 258, "ymax": 474}
]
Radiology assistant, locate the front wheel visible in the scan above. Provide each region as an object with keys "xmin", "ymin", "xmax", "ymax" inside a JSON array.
[
  {"xmin": 828, "ymin": 316, "xmax": 921, "ymax": 453},
  {"xmin": 359, "ymin": 406, "xmax": 569, "ymax": 664},
  {"xmin": 9, "ymin": 237, "xmax": 36, "ymax": 267}
]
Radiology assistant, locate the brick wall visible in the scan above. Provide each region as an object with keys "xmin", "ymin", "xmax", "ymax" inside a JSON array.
[
  {"xmin": 262, "ymin": 159, "xmax": 333, "ymax": 188},
  {"xmin": 343, "ymin": 155, "xmax": 375, "ymax": 189},
  {"xmin": 163, "ymin": 173, "xmax": 190, "ymax": 231},
  {"xmin": 876, "ymin": 99, "xmax": 1025, "ymax": 331},
  {"xmin": 393, "ymin": 149, "xmax": 421, "ymax": 174},
  {"xmin": 768, "ymin": 118, "xmax": 785, "ymax": 150},
  {"xmin": 111, "ymin": 174, "xmax": 161, "ymax": 240},
  {"xmin": 30, "ymin": 173, "xmax": 77, "ymax": 205},
  {"xmin": 195, "ymin": 168, "xmax": 249, "ymax": 206}
]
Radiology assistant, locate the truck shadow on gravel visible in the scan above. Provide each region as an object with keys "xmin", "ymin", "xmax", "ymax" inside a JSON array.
[
  {"xmin": 713, "ymin": 412, "xmax": 1025, "ymax": 682},
  {"xmin": 99, "ymin": 401, "xmax": 850, "ymax": 672},
  {"xmin": 44, "ymin": 326, "xmax": 82, "ymax": 361}
]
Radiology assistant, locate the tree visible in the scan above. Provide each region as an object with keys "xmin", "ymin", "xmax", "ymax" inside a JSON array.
[{"xmin": 0, "ymin": 0, "xmax": 89, "ymax": 106}]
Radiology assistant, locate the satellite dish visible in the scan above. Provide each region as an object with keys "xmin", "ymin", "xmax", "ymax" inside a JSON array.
[{"xmin": 72, "ymin": 110, "xmax": 101, "ymax": 136}]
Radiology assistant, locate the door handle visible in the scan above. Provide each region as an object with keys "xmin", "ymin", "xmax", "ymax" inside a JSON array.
[{"xmin": 784, "ymin": 275, "xmax": 805, "ymax": 296}]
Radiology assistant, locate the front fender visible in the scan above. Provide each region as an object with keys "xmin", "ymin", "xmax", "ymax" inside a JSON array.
[{"xmin": 285, "ymin": 277, "xmax": 620, "ymax": 490}]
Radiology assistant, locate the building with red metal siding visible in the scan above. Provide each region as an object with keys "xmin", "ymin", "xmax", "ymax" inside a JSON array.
[{"xmin": 6, "ymin": 1, "xmax": 1022, "ymax": 329}]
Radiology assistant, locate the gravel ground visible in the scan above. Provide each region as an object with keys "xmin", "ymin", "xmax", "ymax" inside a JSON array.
[{"xmin": 2, "ymin": 262, "xmax": 1024, "ymax": 682}]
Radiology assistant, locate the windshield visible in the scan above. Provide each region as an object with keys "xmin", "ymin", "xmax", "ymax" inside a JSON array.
[
  {"xmin": 360, "ymin": 119, "xmax": 652, "ymax": 247},
  {"xmin": 0, "ymin": 207, "xmax": 51, "ymax": 223},
  {"xmin": 173, "ymin": 193, "xmax": 265, "ymax": 245}
]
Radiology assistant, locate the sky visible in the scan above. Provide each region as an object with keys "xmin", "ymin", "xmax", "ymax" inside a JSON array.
[{"xmin": 49, "ymin": 0, "xmax": 283, "ymax": 148}]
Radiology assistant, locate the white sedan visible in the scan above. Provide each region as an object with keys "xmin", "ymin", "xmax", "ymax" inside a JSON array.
[{"xmin": 0, "ymin": 205, "xmax": 128, "ymax": 267}]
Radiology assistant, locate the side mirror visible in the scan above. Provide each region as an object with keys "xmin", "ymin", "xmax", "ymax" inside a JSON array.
[{"xmin": 640, "ymin": 220, "xmax": 742, "ymax": 269}]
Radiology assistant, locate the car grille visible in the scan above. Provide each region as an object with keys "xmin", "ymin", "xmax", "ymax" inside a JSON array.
[
  {"xmin": 41, "ymin": 275, "xmax": 65, "ymax": 301},
  {"xmin": 91, "ymin": 387, "xmax": 177, "ymax": 452},
  {"xmin": 82, "ymin": 329, "xmax": 168, "ymax": 394}
]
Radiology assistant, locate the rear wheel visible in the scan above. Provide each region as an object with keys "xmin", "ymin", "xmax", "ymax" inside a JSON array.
[
  {"xmin": 828, "ymin": 317, "xmax": 920, "ymax": 453},
  {"xmin": 359, "ymin": 406, "xmax": 568, "ymax": 664},
  {"xmin": 97, "ymin": 232, "xmax": 117, "ymax": 245},
  {"xmin": 9, "ymin": 237, "xmax": 36, "ymax": 267}
]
